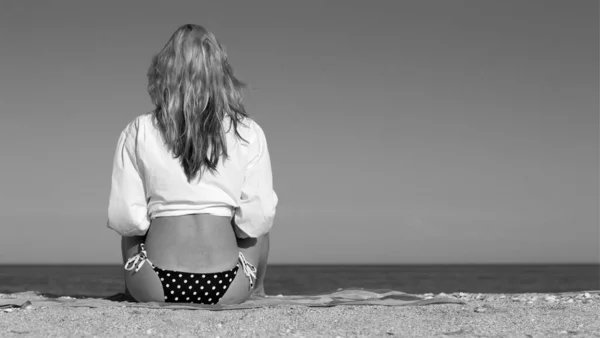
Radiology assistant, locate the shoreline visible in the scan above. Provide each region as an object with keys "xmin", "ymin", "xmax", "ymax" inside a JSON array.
[{"xmin": 1, "ymin": 291, "xmax": 599, "ymax": 337}]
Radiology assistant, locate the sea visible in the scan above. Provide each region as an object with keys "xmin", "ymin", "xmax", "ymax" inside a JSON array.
[{"xmin": 0, "ymin": 264, "xmax": 598, "ymax": 298}]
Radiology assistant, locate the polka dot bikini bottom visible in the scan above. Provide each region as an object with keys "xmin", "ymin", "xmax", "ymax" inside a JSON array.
[
  {"xmin": 153, "ymin": 264, "xmax": 239, "ymax": 304},
  {"xmin": 125, "ymin": 243, "xmax": 257, "ymax": 305}
]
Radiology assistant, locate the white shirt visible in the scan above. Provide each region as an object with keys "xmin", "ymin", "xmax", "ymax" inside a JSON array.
[{"xmin": 107, "ymin": 113, "xmax": 278, "ymax": 238}]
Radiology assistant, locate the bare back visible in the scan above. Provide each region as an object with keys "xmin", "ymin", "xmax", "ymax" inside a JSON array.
[{"xmin": 144, "ymin": 214, "xmax": 239, "ymax": 273}]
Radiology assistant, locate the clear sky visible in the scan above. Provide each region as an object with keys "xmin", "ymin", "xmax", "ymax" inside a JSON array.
[{"xmin": 0, "ymin": 0, "xmax": 598, "ymax": 264}]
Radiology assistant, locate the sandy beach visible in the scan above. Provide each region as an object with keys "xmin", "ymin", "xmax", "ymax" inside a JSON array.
[{"xmin": 1, "ymin": 292, "xmax": 599, "ymax": 337}]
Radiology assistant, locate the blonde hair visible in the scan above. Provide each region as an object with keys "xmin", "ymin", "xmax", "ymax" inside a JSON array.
[{"xmin": 147, "ymin": 24, "xmax": 248, "ymax": 181}]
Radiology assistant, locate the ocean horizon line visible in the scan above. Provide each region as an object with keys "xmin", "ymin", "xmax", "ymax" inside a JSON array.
[{"xmin": 1, "ymin": 262, "xmax": 599, "ymax": 267}]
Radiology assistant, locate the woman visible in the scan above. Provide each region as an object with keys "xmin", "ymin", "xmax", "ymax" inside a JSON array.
[{"xmin": 106, "ymin": 24, "xmax": 278, "ymax": 305}]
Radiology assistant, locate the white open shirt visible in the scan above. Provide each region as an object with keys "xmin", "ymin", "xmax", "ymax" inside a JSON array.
[{"xmin": 107, "ymin": 113, "xmax": 278, "ymax": 238}]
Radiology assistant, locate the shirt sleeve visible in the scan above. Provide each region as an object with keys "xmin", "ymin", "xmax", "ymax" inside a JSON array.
[
  {"xmin": 107, "ymin": 125, "xmax": 150, "ymax": 237},
  {"xmin": 233, "ymin": 123, "xmax": 278, "ymax": 238}
]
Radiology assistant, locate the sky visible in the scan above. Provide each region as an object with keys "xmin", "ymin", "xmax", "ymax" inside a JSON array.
[{"xmin": 0, "ymin": 0, "xmax": 598, "ymax": 264}]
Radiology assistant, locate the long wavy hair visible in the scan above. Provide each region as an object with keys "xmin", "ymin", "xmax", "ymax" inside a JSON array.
[{"xmin": 147, "ymin": 24, "xmax": 249, "ymax": 181}]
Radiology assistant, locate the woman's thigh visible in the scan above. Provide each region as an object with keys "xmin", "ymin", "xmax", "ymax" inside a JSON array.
[
  {"xmin": 124, "ymin": 261, "xmax": 165, "ymax": 303},
  {"xmin": 217, "ymin": 234, "xmax": 269, "ymax": 305},
  {"xmin": 122, "ymin": 236, "xmax": 165, "ymax": 303}
]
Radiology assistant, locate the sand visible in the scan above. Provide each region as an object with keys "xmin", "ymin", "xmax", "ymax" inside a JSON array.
[{"xmin": 1, "ymin": 292, "xmax": 599, "ymax": 337}]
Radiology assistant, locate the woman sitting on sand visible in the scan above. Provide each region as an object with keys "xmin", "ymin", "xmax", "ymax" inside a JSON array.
[{"xmin": 106, "ymin": 24, "xmax": 277, "ymax": 305}]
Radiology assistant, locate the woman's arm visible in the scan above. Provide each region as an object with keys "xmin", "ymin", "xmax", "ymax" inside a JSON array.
[
  {"xmin": 107, "ymin": 122, "xmax": 150, "ymax": 237},
  {"xmin": 108, "ymin": 121, "xmax": 150, "ymax": 296},
  {"xmin": 233, "ymin": 122, "xmax": 278, "ymax": 238}
]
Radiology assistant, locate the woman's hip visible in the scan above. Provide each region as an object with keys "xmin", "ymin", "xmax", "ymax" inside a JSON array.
[{"xmin": 124, "ymin": 243, "xmax": 256, "ymax": 305}]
